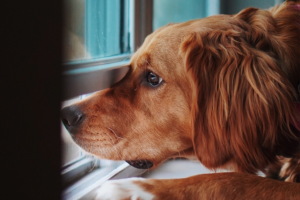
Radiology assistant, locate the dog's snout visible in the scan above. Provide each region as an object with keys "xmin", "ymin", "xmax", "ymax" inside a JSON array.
[{"xmin": 61, "ymin": 105, "xmax": 85, "ymax": 133}]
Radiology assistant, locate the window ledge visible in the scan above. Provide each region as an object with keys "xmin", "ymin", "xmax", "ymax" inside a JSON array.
[
  {"xmin": 65, "ymin": 160, "xmax": 217, "ymax": 200},
  {"xmin": 62, "ymin": 162, "xmax": 146, "ymax": 200}
]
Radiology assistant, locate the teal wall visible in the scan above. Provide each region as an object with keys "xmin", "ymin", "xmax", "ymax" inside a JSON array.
[
  {"xmin": 153, "ymin": 0, "xmax": 206, "ymax": 30},
  {"xmin": 153, "ymin": 0, "xmax": 284, "ymax": 30},
  {"xmin": 221, "ymin": 0, "xmax": 283, "ymax": 14}
]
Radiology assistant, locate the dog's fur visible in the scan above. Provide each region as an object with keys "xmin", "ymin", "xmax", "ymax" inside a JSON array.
[{"xmin": 62, "ymin": 1, "xmax": 300, "ymax": 199}]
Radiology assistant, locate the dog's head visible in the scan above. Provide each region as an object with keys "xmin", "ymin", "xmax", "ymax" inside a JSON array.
[
  {"xmin": 62, "ymin": 2, "xmax": 300, "ymax": 172},
  {"xmin": 61, "ymin": 23, "xmax": 196, "ymax": 169}
]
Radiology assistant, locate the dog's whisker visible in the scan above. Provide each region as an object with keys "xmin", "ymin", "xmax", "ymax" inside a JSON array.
[
  {"xmin": 104, "ymin": 132, "xmax": 122, "ymax": 160},
  {"xmin": 178, "ymin": 151, "xmax": 181, "ymax": 160},
  {"xmin": 109, "ymin": 141, "xmax": 121, "ymax": 160},
  {"xmin": 88, "ymin": 157, "xmax": 98, "ymax": 172},
  {"xmin": 107, "ymin": 127, "xmax": 124, "ymax": 140},
  {"xmin": 104, "ymin": 132, "xmax": 115, "ymax": 145}
]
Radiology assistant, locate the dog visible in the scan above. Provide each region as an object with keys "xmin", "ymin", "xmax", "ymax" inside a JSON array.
[{"xmin": 61, "ymin": 1, "xmax": 300, "ymax": 199}]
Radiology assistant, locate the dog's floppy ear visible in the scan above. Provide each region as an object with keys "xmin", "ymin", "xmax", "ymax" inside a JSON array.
[
  {"xmin": 235, "ymin": 4, "xmax": 300, "ymax": 90},
  {"xmin": 180, "ymin": 25, "xmax": 298, "ymax": 173}
]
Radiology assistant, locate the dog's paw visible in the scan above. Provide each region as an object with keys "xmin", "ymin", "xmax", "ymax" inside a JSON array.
[{"xmin": 94, "ymin": 178, "xmax": 155, "ymax": 200}]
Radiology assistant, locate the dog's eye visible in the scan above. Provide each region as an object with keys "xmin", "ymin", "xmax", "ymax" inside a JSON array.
[{"xmin": 147, "ymin": 72, "xmax": 162, "ymax": 87}]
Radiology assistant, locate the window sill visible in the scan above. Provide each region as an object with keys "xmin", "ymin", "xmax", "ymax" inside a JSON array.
[
  {"xmin": 65, "ymin": 160, "xmax": 218, "ymax": 200},
  {"xmin": 62, "ymin": 162, "xmax": 146, "ymax": 200},
  {"xmin": 142, "ymin": 159, "xmax": 217, "ymax": 179}
]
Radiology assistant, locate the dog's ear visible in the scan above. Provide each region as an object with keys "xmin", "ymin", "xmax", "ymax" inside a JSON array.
[
  {"xmin": 234, "ymin": 4, "xmax": 300, "ymax": 90},
  {"xmin": 180, "ymin": 27, "xmax": 298, "ymax": 173}
]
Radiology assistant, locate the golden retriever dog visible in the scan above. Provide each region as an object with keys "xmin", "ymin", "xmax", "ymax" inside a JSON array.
[{"xmin": 61, "ymin": 1, "xmax": 300, "ymax": 199}]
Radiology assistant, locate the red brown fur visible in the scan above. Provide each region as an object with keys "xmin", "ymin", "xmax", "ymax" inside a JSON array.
[
  {"xmin": 137, "ymin": 172, "xmax": 300, "ymax": 200},
  {"xmin": 181, "ymin": 2, "xmax": 300, "ymax": 174}
]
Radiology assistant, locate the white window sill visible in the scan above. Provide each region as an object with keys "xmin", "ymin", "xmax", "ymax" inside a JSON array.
[
  {"xmin": 63, "ymin": 162, "xmax": 145, "ymax": 200},
  {"xmin": 69, "ymin": 159, "xmax": 224, "ymax": 200},
  {"xmin": 76, "ymin": 159, "xmax": 271, "ymax": 199},
  {"xmin": 142, "ymin": 159, "xmax": 220, "ymax": 179}
]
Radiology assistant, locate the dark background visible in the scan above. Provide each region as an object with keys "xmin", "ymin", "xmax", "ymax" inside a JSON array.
[{"xmin": 2, "ymin": 1, "xmax": 62, "ymax": 199}]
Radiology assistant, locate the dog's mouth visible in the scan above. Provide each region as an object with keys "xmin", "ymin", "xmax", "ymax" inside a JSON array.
[{"xmin": 126, "ymin": 160, "xmax": 153, "ymax": 169}]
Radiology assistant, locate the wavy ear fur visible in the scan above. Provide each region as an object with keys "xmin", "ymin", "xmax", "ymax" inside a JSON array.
[{"xmin": 181, "ymin": 2, "xmax": 300, "ymax": 173}]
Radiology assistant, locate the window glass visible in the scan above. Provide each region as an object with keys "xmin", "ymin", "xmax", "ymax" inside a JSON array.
[
  {"xmin": 64, "ymin": 0, "xmax": 131, "ymax": 62},
  {"xmin": 153, "ymin": 0, "xmax": 206, "ymax": 31}
]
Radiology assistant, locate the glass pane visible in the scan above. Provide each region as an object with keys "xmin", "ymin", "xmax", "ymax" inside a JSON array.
[
  {"xmin": 153, "ymin": 0, "xmax": 206, "ymax": 31},
  {"xmin": 63, "ymin": 0, "xmax": 131, "ymax": 62}
]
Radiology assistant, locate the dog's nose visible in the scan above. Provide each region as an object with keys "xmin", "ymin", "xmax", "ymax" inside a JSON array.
[{"xmin": 61, "ymin": 105, "xmax": 85, "ymax": 133}]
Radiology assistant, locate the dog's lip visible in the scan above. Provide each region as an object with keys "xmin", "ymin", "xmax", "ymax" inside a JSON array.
[{"xmin": 126, "ymin": 160, "xmax": 153, "ymax": 169}]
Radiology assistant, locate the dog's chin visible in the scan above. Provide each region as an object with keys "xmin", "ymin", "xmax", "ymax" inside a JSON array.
[{"xmin": 126, "ymin": 160, "xmax": 154, "ymax": 169}]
